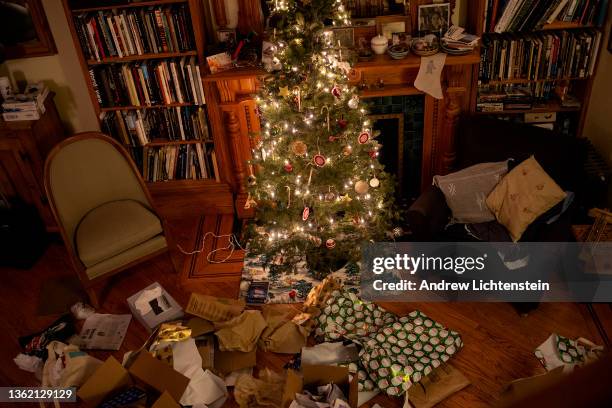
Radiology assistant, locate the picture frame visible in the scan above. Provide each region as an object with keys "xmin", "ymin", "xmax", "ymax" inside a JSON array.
[
  {"xmin": 375, "ymin": 15, "xmax": 412, "ymax": 42},
  {"xmin": 333, "ymin": 27, "xmax": 355, "ymax": 48},
  {"xmin": 0, "ymin": 0, "xmax": 56, "ymax": 60},
  {"xmin": 417, "ymin": 2, "xmax": 451, "ymax": 35}
]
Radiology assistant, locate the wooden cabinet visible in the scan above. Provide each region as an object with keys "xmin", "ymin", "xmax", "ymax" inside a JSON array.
[{"xmin": 0, "ymin": 94, "xmax": 65, "ymax": 231}]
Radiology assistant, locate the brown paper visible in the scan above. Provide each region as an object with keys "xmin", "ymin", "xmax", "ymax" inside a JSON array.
[
  {"xmin": 215, "ymin": 310, "xmax": 267, "ymax": 352},
  {"xmin": 303, "ymin": 276, "xmax": 343, "ymax": 313},
  {"xmin": 214, "ymin": 348, "xmax": 257, "ymax": 375},
  {"xmin": 186, "ymin": 293, "xmax": 245, "ymax": 322},
  {"xmin": 187, "ymin": 317, "xmax": 215, "ymax": 337},
  {"xmin": 407, "ymin": 364, "xmax": 470, "ymax": 408},
  {"xmin": 234, "ymin": 368, "xmax": 286, "ymax": 408},
  {"xmin": 197, "ymin": 335, "xmax": 215, "ymax": 369},
  {"xmin": 261, "ymin": 321, "xmax": 308, "ymax": 354}
]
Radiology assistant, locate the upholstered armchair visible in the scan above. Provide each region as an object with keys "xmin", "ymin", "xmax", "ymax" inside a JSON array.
[{"xmin": 44, "ymin": 132, "xmax": 173, "ymax": 307}]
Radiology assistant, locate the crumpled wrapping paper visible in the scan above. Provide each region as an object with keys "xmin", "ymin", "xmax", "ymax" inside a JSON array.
[
  {"xmin": 186, "ymin": 293, "xmax": 245, "ymax": 322},
  {"xmin": 534, "ymin": 333, "xmax": 603, "ymax": 373},
  {"xmin": 215, "ymin": 310, "xmax": 267, "ymax": 352},
  {"xmin": 258, "ymin": 307, "xmax": 310, "ymax": 354},
  {"xmin": 303, "ymin": 276, "xmax": 343, "ymax": 314},
  {"xmin": 291, "ymin": 383, "xmax": 350, "ymax": 408},
  {"xmin": 234, "ymin": 368, "xmax": 286, "ymax": 408}
]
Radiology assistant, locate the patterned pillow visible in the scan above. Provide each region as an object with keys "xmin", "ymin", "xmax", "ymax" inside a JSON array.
[
  {"xmin": 433, "ymin": 160, "xmax": 508, "ymax": 223},
  {"xmin": 359, "ymin": 311, "xmax": 463, "ymax": 396}
]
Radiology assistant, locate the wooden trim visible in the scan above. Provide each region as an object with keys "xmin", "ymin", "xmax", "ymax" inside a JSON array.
[{"xmin": 3, "ymin": 0, "xmax": 57, "ymax": 60}]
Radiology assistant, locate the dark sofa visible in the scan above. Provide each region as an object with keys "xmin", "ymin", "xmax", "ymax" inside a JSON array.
[{"xmin": 407, "ymin": 116, "xmax": 587, "ymax": 242}]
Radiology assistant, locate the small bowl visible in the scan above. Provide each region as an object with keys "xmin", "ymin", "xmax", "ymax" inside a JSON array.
[
  {"xmin": 358, "ymin": 48, "xmax": 374, "ymax": 61},
  {"xmin": 411, "ymin": 37, "xmax": 440, "ymax": 56},
  {"xmin": 388, "ymin": 44, "xmax": 409, "ymax": 60}
]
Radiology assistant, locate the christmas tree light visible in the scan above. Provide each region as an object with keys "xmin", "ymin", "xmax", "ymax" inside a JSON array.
[{"xmin": 246, "ymin": 0, "xmax": 397, "ymax": 272}]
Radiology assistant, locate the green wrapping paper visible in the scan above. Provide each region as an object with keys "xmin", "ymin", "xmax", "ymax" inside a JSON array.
[{"xmin": 314, "ymin": 289, "xmax": 463, "ymax": 397}]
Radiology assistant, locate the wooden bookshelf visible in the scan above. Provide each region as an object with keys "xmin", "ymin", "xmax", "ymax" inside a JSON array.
[
  {"xmin": 467, "ymin": 0, "xmax": 608, "ymax": 136},
  {"xmin": 62, "ymin": 0, "xmax": 234, "ymax": 217}
]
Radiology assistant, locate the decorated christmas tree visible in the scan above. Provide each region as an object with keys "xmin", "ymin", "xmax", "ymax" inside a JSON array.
[{"xmin": 246, "ymin": 0, "xmax": 397, "ymax": 273}]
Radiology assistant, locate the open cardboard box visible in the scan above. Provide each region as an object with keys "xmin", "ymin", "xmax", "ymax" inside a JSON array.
[
  {"xmin": 282, "ymin": 365, "xmax": 359, "ymax": 408},
  {"xmin": 77, "ymin": 351, "xmax": 189, "ymax": 407}
]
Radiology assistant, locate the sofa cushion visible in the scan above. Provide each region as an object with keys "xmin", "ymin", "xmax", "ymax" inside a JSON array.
[
  {"xmin": 486, "ymin": 156, "xmax": 566, "ymax": 242},
  {"xmin": 433, "ymin": 160, "xmax": 508, "ymax": 224},
  {"xmin": 76, "ymin": 200, "xmax": 162, "ymax": 267}
]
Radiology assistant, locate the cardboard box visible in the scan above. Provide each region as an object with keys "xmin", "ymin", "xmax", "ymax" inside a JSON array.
[
  {"xmin": 214, "ymin": 347, "xmax": 257, "ymax": 375},
  {"xmin": 282, "ymin": 365, "xmax": 358, "ymax": 408},
  {"xmin": 77, "ymin": 353, "xmax": 189, "ymax": 407},
  {"xmin": 127, "ymin": 282, "xmax": 184, "ymax": 332}
]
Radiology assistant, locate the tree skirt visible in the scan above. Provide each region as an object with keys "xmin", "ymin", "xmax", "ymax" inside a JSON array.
[{"xmin": 240, "ymin": 252, "xmax": 360, "ymax": 304}]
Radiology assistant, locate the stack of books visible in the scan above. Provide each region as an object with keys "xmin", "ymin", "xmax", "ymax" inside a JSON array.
[
  {"xmin": 142, "ymin": 144, "xmax": 220, "ymax": 182},
  {"xmin": 483, "ymin": 0, "xmax": 608, "ymax": 33},
  {"xmin": 1, "ymin": 83, "xmax": 49, "ymax": 121},
  {"xmin": 477, "ymin": 86, "xmax": 533, "ymax": 111},
  {"xmin": 73, "ymin": 4, "xmax": 195, "ymax": 61},
  {"xmin": 479, "ymin": 29, "xmax": 602, "ymax": 83},
  {"xmin": 89, "ymin": 57, "xmax": 206, "ymax": 107},
  {"xmin": 100, "ymin": 106, "xmax": 211, "ymax": 146}
]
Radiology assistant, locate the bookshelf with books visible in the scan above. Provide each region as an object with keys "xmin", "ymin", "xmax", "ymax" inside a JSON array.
[
  {"xmin": 63, "ymin": 0, "xmax": 234, "ymax": 215},
  {"xmin": 468, "ymin": 0, "xmax": 608, "ymax": 136}
]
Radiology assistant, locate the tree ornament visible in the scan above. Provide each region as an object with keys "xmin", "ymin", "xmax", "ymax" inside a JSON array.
[
  {"xmin": 337, "ymin": 118, "xmax": 348, "ymax": 129},
  {"xmin": 248, "ymin": 174, "xmax": 257, "ymax": 185},
  {"xmin": 325, "ymin": 191, "xmax": 336, "ymax": 201},
  {"xmin": 302, "ymin": 206, "xmax": 310, "ymax": 221},
  {"xmin": 244, "ymin": 193, "xmax": 257, "ymax": 209},
  {"xmin": 279, "ymin": 86, "xmax": 290, "ymax": 97},
  {"xmin": 392, "ymin": 226, "xmax": 404, "ymax": 237},
  {"xmin": 342, "ymin": 146, "xmax": 352, "ymax": 156},
  {"xmin": 358, "ymin": 131, "xmax": 370, "ymax": 144},
  {"xmin": 339, "ymin": 194, "xmax": 352, "ymax": 203},
  {"xmin": 313, "ymin": 154, "xmax": 326, "ymax": 167},
  {"xmin": 326, "ymin": 238, "xmax": 336, "ymax": 249},
  {"xmin": 284, "ymin": 162, "xmax": 293, "ymax": 172},
  {"xmin": 348, "ymin": 95, "xmax": 359, "ymax": 109},
  {"xmin": 293, "ymin": 86, "xmax": 301, "ymax": 111},
  {"xmin": 291, "ymin": 140, "xmax": 308, "ymax": 156},
  {"xmin": 331, "ymin": 84, "xmax": 342, "ymax": 98},
  {"xmin": 354, "ymin": 180, "xmax": 369, "ymax": 194},
  {"xmin": 368, "ymin": 150, "xmax": 378, "ymax": 159},
  {"xmin": 328, "ymin": 135, "xmax": 337, "ymax": 142},
  {"xmin": 309, "ymin": 235, "xmax": 322, "ymax": 246},
  {"xmin": 369, "ymin": 177, "xmax": 380, "ymax": 188},
  {"xmin": 321, "ymin": 105, "xmax": 331, "ymax": 131}
]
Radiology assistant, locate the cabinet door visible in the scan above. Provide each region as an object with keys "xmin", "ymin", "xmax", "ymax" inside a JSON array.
[{"xmin": 0, "ymin": 139, "xmax": 55, "ymax": 229}]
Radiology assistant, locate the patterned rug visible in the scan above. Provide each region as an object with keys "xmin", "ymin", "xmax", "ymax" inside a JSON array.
[{"xmin": 239, "ymin": 252, "xmax": 360, "ymax": 304}]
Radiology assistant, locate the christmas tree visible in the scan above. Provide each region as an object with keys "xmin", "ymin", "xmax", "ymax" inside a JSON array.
[{"xmin": 246, "ymin": 0, "xmax": 397, "ymax": 272}]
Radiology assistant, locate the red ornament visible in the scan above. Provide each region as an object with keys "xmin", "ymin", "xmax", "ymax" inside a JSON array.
[
  {"xmin": 331, "ymin": 85, "xmax": 341, "ymax": 98},
  {"xmin": 328, "ymin": 135, "xmax": 337, "ymax": 142},
  {"xmin": 302, "ymin": 206, "xmax": 310, "ymax": 221},
  {"xmin": 358, "ymin": 131, "xmax": 370, "ymax": 144},
  {"xmin": 289, "ymin": 289, "xmax": 297, "ymax": 299},
  {"xmin": 326, "ymin": 238, "xmax": 336, "ymax": 249},
  {"xmin": 337, "ymin": 119, "xmax": 348, "ymax": 129},
  {"xmin": 313, "ymin": 154, "xmax": 326, "ymax": 167},
  {"xmin": 284, "ymin": 163, "xmax": 293, "ymax": 172},
  {"xmin": 369, "ymin": 150, "xmax": 378, "ymax": 159}
]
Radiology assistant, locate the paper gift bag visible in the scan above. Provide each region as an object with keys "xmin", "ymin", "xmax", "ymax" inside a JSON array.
[{"xmin": 405, "ymin": 364, "xmax": 470, "ymax": 408}]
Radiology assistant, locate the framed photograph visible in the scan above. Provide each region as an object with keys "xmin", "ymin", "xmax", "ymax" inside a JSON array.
[
  {"xmin": 376, "ymin": 15, "xmax": 411, "ymax": 42},
  {"xmin": 333, "ymin": 27, "xmax": 354, "ymax": 48},
  {"xmin": 418, "ymin": 3, "xmax": 450, "ymax": 34},
  {"xmin": 217, "ymin": 29, "xmax": 236, "ymax": 45},
  {"xmin": 0, "ymin": 0, "xmax": 56, "ymax": 60}
]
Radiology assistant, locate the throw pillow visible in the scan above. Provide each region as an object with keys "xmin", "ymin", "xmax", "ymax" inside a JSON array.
[
  {"xmin": 486, "ymin": 156, "xmax": 566, "ymax": 242},
  {"xmin": 433, "ymin": 160, "xmax": 509, "ymax": 223}
]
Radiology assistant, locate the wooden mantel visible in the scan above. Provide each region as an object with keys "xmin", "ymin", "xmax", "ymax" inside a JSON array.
[{"xmin": 203, "ymin": 50, "xmax": 480, "ymax": 218}]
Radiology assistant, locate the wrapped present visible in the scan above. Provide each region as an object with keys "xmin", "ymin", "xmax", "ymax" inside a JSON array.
[{"xmin": 359, "ymin": 311, "xmax": 463, "ymax": 396}]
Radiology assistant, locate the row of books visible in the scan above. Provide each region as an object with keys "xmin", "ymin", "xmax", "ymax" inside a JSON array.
[
  {"xmin": 478, "ymin": 30, "xmax": 602, "ymax": 83},
  {"xmin": 484, "ymin": 0, "xmax": 608, "ymax": 33},
  {"xmin": 141, "ymin": 144, "xmax": 220, "ymax": 182},
  {"xmin": 101, "ymin": 106, "xmax": 212, "ymax": 146},
  {"xmin": 89, "ymin": 57, "xmax": 206, "ymax": 107},
  {"xmin": 74, "ymin": 4, "xmax": 195, "ymax": 61},
  {"xmin": 477, "ymin": 85, "xmax": 535, "ymax": 111}
]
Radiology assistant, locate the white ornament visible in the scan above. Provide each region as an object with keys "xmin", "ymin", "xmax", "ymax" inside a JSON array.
[
  {"xmin": 355, "ymin": 180, "xmax": 369, "ymax": 194},
  {"xmin": 348, "ymin": 95, "xmax": 359, "ymax": 109},
  {"xmin": 369, "ymin": 177, "xmax": 380, "ymax": 188}
]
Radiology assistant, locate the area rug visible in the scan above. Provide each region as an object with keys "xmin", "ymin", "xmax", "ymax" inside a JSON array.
[
  {"xmin": 240, "ymin": 252, "xmax": 360, "ymax": 304},
  {"xmin": 36, "ymin": 275, "xmax": 86, "ymax": 316}
]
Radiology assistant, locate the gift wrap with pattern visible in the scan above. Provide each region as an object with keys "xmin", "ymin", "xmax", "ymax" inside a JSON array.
[{"xmin": 315, "ymin": 290, "xmax": 463, "ymax": 396}]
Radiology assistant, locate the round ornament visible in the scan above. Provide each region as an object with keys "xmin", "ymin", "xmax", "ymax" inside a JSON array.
[
  {"xmin": 313, "ymin": 154, "xmax": 326, "ymax": 167},
  {"xmin": 325, "ymin": 191, "xmax": 336, "ymax": 201},
  {"xmin": 369, "ymin": 177, "xmax": 380, "ymax": 188},
  {"xmin": 326, "ymin": 238, "xmax": 336, "ymax": 249},
  {"xmin": 355, "ymin": 180, "xmax": 369, "ymax": 194},
  {"xmin": 392, "ymin": 226, "xmax": 404, "ymax": 237},
  {"xmin": 247, "ymin": 174, "xmax": 257, "ymax": 186},
  {"xmin": 337, "ymin": 119, "xmax": 348, "ymax": 129},
  {"xmin": 331, "ymin": 85, "xmax": 342, "ymax": 99},
  {"xmin": 284, "ymin": 163, "xmax": 293, "ymax": 172},
  {"xmin": 342, "ymin": 146, "xmax": 353, "ymax": 156},
  {"xmin": 291, "ymin": 140, "xmax": 308, "ymax": 156},
  {"xmin": 358, "ymin": 131, "xmax": 370, "ymax": 144},
  {"xmin": 302, "ymin": 206, "xmax": 310, "ymax": 221},
  {"xmin": 348, "ymin": 95, "xmax": 360, "ymax": 109},
  {"xmin": 369, "ymin": 150, "xmax": 378, "ymax": 159}
]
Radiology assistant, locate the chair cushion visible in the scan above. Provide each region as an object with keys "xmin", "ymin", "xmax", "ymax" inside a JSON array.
[
  {"xmin": 76, "ymin": 200, "xmax": 163, "ymax": 267},
  {"xmin": 486, "ymin": 156, "xmax": 566, "ymax": 242},
  {"xmin": 433, "ymin": 160, "xmax": 509, "ymax": 224}
]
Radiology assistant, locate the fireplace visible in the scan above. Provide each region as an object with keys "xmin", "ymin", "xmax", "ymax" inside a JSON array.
[{"xmin": 367, "ymin": 95, "xmax": 425, "ymax": 203}]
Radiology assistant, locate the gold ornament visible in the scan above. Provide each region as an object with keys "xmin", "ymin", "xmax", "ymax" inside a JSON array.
[
  {"xmin": 290, "ymin": 140, "xmax": 308, "ymax": 156},
  {"xmin": 342, "ymin": 146, "xmax": 352, "ymax": 156},
  {"xmin": 354, "ymin": 180, "xmax": 369, "ymax": 194},
  {"xmin": 339, "ymin": 194, "xmax": 352, "ymax": 203},
  {"xmin": 279, "ymin": 86, "xmax": 290, "ymax": 97}
]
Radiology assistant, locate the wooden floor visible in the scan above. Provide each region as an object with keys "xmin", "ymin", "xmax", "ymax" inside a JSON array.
[{"xmin": 1, "ymin": 217, "xmax": 611, "ymax": 408}]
